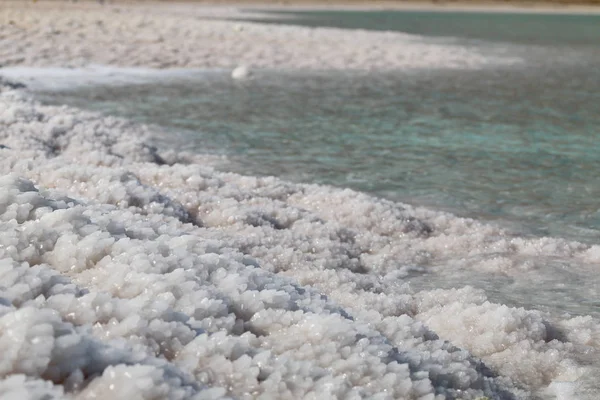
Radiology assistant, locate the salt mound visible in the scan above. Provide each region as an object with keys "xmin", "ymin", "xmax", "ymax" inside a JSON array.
[{"xmin": 1, "ymin": 82, "xmax": 600, "ymax": 399}]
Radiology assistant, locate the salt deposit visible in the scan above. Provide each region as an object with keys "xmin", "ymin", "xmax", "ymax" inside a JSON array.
[
  {"xmin": 0, "ymin": 1, "xmax": 519, "ymax": 71},
  {"xmin": 3, "ymin": 77, "xmax": 600, "ymax": 399},
  {"xmin": 1, "ymin": 1, "xmax": 599, "ymax": 399}
]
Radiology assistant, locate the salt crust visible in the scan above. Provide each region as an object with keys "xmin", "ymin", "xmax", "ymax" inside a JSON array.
[
  {"xmin": 0, "ymin": 2, "xmax": 596, "ymax": 398},
  {"xmin": 2, "ymin": 81, "xmax": 600, "ymax": 399},
  {"xmin": 0, "ymin": 2, "xmax": 519, "ymax": 71}
]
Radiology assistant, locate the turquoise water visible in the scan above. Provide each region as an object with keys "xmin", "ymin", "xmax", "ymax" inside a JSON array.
[
  {"xmin": 35, "ymin": 64, "xmax": 600, "ymax": 244},
  {"xmin": 241, "ymin": 9, "xmax": 600, "ymax": 46}
]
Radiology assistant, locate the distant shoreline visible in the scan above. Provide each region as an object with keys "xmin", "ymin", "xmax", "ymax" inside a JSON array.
[
  {"xmin": 4, "ymin": 0, "xmax": 600, "ymax": 14},
  {"xmin": 129, "ymin": 0, "xmax": 600, "ymax": 14},
  {"xmin": 230, "ymin": 2, "xmax": 600, "ymax": 15},
  {"xmin": 0, "ymin": 1, "xmax": 519, "ymax": 71}
]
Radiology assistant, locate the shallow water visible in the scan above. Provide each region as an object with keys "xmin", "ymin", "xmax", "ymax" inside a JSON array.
[
  {"xmin": 29, "ymin": 11, "xmax": 600, "ymax": 319},
  {"xmin": 35, "ymin": 65, "xmax": 600, "ymax": 242}
]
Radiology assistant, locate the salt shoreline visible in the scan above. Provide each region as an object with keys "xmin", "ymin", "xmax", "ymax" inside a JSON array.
[
  {"xmin": 1, "ymin": 1, "xmax": 600, "ymax": 399},
  {"xmin": 6, "ymin": 0, "xmax": 599, "ymax": 15},
  {"xmin": 0, "ymin": 1, "xmax": 521, "ymax": 70},
  {"xmin": 190, "ymin": 0, "xmax": 600, "ymax": 14}
]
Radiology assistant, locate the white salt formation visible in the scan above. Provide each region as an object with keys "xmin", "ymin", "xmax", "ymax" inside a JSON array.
[
  {"xmin": 2, "ymin": 81, "xmax": 600, "ymax": 399},
  {"xmin": 0, "ymin": 1, "xmax": 519, "ymax": 71},
  {"xmin": 231, "ymin": 66, "xmax": 251, "ymax": 80}
]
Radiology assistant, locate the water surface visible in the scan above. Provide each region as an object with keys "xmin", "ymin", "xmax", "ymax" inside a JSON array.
[
  {"xmin": 35, "ymin": 66, "xmax": 600, "ymax": 243},
  {"xmin": 240, "ymin": 8, "xmax": 600, "ymax": 46}
]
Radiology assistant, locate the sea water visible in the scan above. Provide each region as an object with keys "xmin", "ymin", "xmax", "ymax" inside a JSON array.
[{"xmin": 30, "ymin": 11, "xmax": 600, "ymax": 317}]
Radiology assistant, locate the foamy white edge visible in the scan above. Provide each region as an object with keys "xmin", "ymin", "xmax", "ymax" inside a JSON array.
[{"xmin": 0, "ymin": 67, "xmax": 225, "ymax": 92}]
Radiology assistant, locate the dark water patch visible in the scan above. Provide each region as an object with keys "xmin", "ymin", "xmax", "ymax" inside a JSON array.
[{"xmin": 239, "ymin": 9, "xmax": 600, "ymax": 46}]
